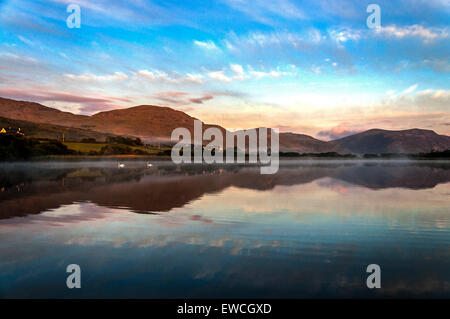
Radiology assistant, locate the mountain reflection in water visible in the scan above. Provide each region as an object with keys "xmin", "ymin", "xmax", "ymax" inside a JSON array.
[
  {"xmin": 0, "ymin": 160, "xmax": 449, "ymax": 298},
  {"xmin": 1, "ymin": 160, "xmax": 449, "ymax": 219}
]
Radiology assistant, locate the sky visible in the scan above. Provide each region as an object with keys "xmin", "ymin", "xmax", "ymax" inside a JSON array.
[{"xmin": 0, "ymin": 0, "xmax": 449, "ymax": 139}]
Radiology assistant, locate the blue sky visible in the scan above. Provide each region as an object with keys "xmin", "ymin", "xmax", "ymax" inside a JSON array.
[{"xmin": 0, "ymin": 0, "xmax": 449, "ymax": 138}]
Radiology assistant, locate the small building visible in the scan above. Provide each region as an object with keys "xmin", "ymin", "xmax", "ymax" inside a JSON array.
[{"xmin": 0, "ymin": 127, "xmax": 25, "ymax": 135}]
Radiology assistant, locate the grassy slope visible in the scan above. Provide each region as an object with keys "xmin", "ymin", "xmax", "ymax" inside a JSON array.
[
  {"xmin": 0, "ymin": 116, "xmax": 114, "ymax": 142},
  {"xmin": 63, "ymin": 142, "xmax": 164, "ymax": 154},
  {"xmin": 63, "ymin": 142, "xmax": 106, "ymax": 153}
]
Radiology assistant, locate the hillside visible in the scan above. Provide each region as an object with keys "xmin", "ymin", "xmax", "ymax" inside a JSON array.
[
  {"xmin": 89, "ymin": 105, "xmax": 227, "ymax": 141},
  {"xmin": 330, "ymin": 129, "xmax": 450, "ymax": 154},
  {"xmin": 0, "ymin": 116, "xmax": 115, "ymax": 142},
  {"xmin": 0, "ymin": 97, "xmax": 87, "ymax": 125},
  {"xmin": 0, "ymin": 97, "xmax": 225, "ymax": 143},
  {"xmin": 279, "ymin": 132, "xmax": 344, "ymax": 153}
]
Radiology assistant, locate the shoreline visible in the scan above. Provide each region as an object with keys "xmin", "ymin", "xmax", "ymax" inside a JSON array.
[{"xmin": 1, "ymin": 155, "xmax": 449, "ymax": 163}]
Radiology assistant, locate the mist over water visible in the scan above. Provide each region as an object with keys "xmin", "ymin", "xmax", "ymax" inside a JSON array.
[{"xmin": 0, "ymin": 160, "xmax": 449, "ymax": 298}]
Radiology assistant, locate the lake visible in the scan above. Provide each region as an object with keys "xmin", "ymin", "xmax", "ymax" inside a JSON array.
[{"xmin": 0, "ymin": 160, "xmax": 449, "ymax": 298}]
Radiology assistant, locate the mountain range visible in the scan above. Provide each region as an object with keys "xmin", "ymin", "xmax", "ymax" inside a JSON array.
[{"xmin": 1, "ymin": 97, "xmax": 449, "ymax": 154}]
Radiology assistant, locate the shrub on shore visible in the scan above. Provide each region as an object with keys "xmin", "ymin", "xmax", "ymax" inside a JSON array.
[
  {"xmin": 99, "ymin": 144, "xmax": 132, "ymax": 155},
  {"xmin": 0, "ymin": 134, "xmax": 74, "ymax": 160}
]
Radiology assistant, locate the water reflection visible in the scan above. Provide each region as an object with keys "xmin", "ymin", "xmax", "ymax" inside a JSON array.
[
  {"xmin": 1, "ymin": 161, "xmax": 449, "ymax": 219},
  {"xmin": 0, "ymin": 160, "xmax": 449, "ymax": 298}
]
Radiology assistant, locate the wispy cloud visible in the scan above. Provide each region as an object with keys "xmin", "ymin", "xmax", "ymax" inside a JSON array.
[
  {"xmin": 17, "ymin": 35, "xmax": 35, "ymax": 46},
  {"xmin": 135, "ymin": 70, "xmax": 178, "ymax": 83},
  {"xmin": 0, "ymin": 88, "xmax": 112, "ymax": 103},
  {"xmin": 223, "ymin": 0, "xmax": 305, "ymax": 25},
  {"xmin": 375, "ymin": 25, "xmax": 449, "ymax": 42},
  {"xmin": 402, "ymin": 84, "xmax": 418, "ymax": 95},
  {"xmin": 64, "ymin": 72, "xmax": 129, "ymax": 81},
  {"xmin": 249, "ymin": 69, "xmax": 284, "ymax": 78},
  {"xmin": 185, "ymin": 73, "xmax": 204, "ymax": 84},
  {"xmin": 230, "ymin": 64, "xmax": 245, "ymax": 80},
  {"xmin": 194, "ymin": 40, "xmax": 221, "ymax": 51},
  {"xmin": 49, "ymin": 0, "xmax": 194, "ymax": 27},
  {"xmin": 207, "ymin": 70, "xmax": 233, "ymax": 83},
  {"xmin": 328, "ymin": 28, "xmax": 361, "ymax": 44},
  {"xmin": 388, "ymin": 89, "xmax": 450, "ymax": 110},
  {"xmin": 189, "ymin": 94, "xmax": 214, "ymax": 104},
  {"xmin": 152, "ymin": 91, "xmax": 214, "ymax": 105}
]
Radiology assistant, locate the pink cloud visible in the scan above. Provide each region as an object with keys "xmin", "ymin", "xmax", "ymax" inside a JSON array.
[
  {"xmin": 0, "ymin": 88, "xmax": 131, "ymax": 114},
  {"xmin": 0, "ymin": 88, "xmax": 111, "ymax": 103},
  {"xmin": 152, "ymin": 91, "xmax": 189, "ymax": 105},
  {"xmin": 152, "ymin": 91, "xmax": 214, "ymax": 105},
  {"xmin": 189, "ymin": 94, "xmax": 214, "ymax": 104},
  {"xmin": 317, "ymin": 124, "xmax": 363, "ymax": 140}
]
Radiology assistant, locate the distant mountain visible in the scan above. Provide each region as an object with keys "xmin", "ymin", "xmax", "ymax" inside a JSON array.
[
  {"xmin": 231, "ymin": 128, "xmax": 342, "ymax": 153},
  {"xmin": 330, "ymin": 129, "xmax": 450, "ymax": 154},
  {"xmin": 1, "ymin": 97, "xmax": 449, "ymax": 154},
  {"xmin": 279, "ymin": 132, "xmax": 343, "ymax": 153}
]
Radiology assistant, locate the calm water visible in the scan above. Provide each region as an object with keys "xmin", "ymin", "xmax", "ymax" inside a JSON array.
[{"xmin": 0, "ymin": 160, "xmax": 449, "ymax": 298}]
